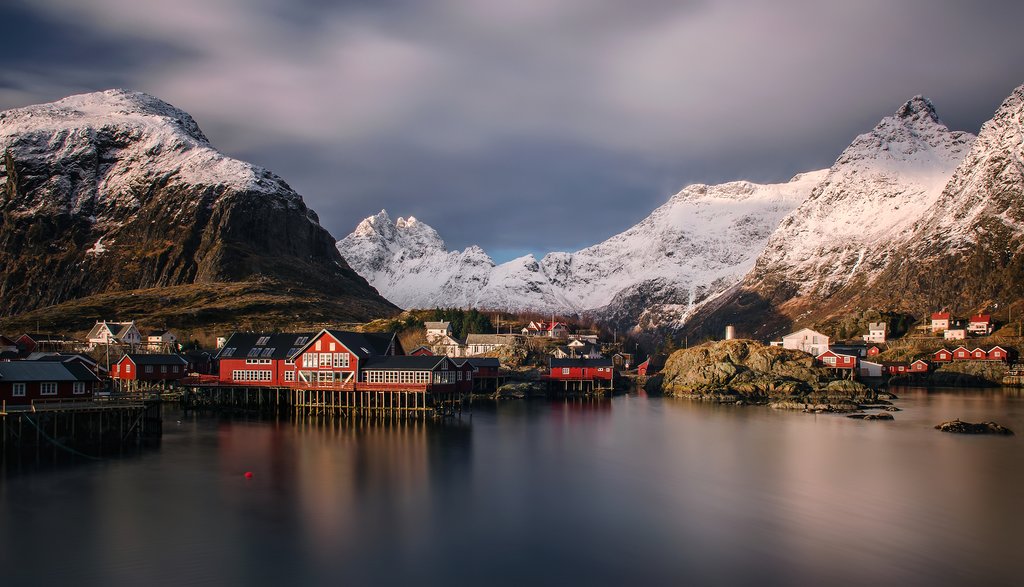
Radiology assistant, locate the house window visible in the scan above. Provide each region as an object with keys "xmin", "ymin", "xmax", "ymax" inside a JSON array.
[
  {"xmin": 303, "ymin": 354, "xmax": 319, "ymax": 368},
  {"xmin": 125, "ymin": 364, "xmax": 132, "ymax": 373},
  {"xmin": 333, "ymin": 353, "xmax": 350, "ymax": 368},
  {"xmin": 256, "ymin": 336, "xmax": 271, "ymax": 346},
  {"xmin": 284, "ymin": 371, "xmax": 295, "ymax": 382},
  {"xmin": 12, "ymin": 383, "xmax": 25, "ymax": 397},
  {"xmin": 160, "ymin": 365, "xmax": 168, "ymax": 373},
  {"xmin": 172, "ymin": 365, "xmax": 179, "ymax": 373},
  {"xmin": 145, "ymin": 365, "xmax": 154, "ymax": 373},
  {"xmin": 40, "ymin": 382, "xmax": 57, "ymax": 396},
  {"xmin": 319, "ymin": 353, "xmax": 332, "ymax": 368},
  {"xmin": 73, "ymin": 382, "xmax": 85, "ymax": 395},
  {"xmin": 562, "ymin": 368, "xmax": 570, "ymax": 374}
]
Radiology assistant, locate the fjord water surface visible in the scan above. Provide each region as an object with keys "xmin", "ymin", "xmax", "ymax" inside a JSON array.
[{"xmin": 1, "ymin": 389, "xmax": 1022, "ymax": 586}]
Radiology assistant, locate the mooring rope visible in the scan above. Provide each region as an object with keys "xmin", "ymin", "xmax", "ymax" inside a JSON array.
[{"xmin": 20, "ymin": 415, "xmax": 103, "ymax": 461}]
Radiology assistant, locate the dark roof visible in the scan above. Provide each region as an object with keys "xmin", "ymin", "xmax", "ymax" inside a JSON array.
[
  {"xmin": 550, "ymin": 357, "xmax": 613, "ymax": 368},
  {"xmin": 326, "ymin": 330, "xmax": 397, "ymax": 358},
  {"xmin": 215, "ymin": 332, "xmax": 316, "ymax": 360},
  {"xmin": 122, "ymin": 354, "xmax": 188, "ymax": 366},
  {"xmin": 362, "ymin": 356, "xmax": 453, "ymax": 371},
  {"xmin": 0, "ymin": 361, "xmax": 99, "ymax": 382},
  {"xmin": 457, "ymin": 357, "xmax": 500, "ymax": 368},
  {"xmin": 28, "ymin": 353, "xmax": 100, "ymax": 367},
  {"xmin": 20, "ymin": 333, "xmax": 78, "ymax": 342}
]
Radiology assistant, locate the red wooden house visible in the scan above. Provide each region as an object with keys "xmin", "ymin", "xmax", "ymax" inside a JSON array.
[
  {"xmin": 933, "ymin": 349, "xmax": 953, "ymax": 362},
  {"xmin": 970, "ymin": 348, "xmax": 987, "ymax": 360},
  {"xmin": 988, "ymin": 346, "xmax": 1011, "ymax": 361},
  {"xmin": 951, "ymin": 346, "xmax": 971, "ymax": 360},
  {"xmin": 886, "ymin": 363, "xmax": 910, "ymax": 375},
  {"xmin": 547, "ymin": 357, "xmax": 614, "ymax": 387},
  {"xmin": 0, "ymin": 361, "xmax": 101, "ymax": 406},
  {"xmin": 867, "ymin": 346, "xmax": 882, "ymax": 357},
  {"xmin": 360, "ymin": 355, "xmax": 474, "ymax": 394},
  {"xmin": 112, "ymin": 354, "xmax": 189, "ymax": 388},
  {"xmin": 409, "ymin": 345, "xmax": 435, "ymax": 356},
  {"xmin": 909, "ymin": 359, "xmax": 931, "ymax": 373},
  {"xmin": 816, "ymin": 350, "xmax": 858, "ymax": 370},
  {"xmin": 637, "ymin": 355, "xmax": 666, "ymax": 377},
  {"xmin": 455, "ymin": 357, "xmax": 501, "ymax": 391}
]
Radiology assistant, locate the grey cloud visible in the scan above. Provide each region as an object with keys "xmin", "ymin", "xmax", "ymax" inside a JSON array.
[{"xmin": 3, "ymin": 0, "xmax": 1024, "ymax": 260}]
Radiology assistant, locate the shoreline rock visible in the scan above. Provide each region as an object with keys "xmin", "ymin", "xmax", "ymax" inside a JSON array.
[{"xmin": 934, "ymin": 420, "xmax": 1014, "ymax": 435}]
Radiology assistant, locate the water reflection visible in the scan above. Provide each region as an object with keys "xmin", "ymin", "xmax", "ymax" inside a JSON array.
[{"xmin": 1, "ymin": 392, "xmax": 1022, "ymax": 586}]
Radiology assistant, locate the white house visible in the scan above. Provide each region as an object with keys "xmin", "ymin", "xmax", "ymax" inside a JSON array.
[
  {"xmin": 781, "ymin": 328, "xmax": 830, "ymax": 356},
  {"xmin": 862, "ymin": 322, "xmax": 888, "ymax": 343},
  {"xmin": 858, "ymin": 360, "xmax": 884, "ymax": 378},
  {"xmin": 425, "ymin": 321, "xmax": 453, "ymax": 342},
  {"xmin": 87, "ymin": 321, "xmax": 142, "ymax": 347},
  {"xmin": 430, "ymin": 334, "xmax": 465, "ymax": 357},
  {"xmin": 944, "ymin": 328, "xmax": 967, "ymax": 341},
  {"xmin": 465, "ymin": 334, "xmax": 510, "ymax": 356},
  {"xmin": 931, "ymin": 312, "xmax": 951, "ymax": 333},
  {"xmin": 967, "ymin": 315, "xmax": 993, "ymax": 335},
  {"xmin": 146, "ymin": 330, "xmax": 177, "ymax": 348}
]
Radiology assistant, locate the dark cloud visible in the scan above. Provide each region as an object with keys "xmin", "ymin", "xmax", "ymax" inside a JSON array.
[{"xmin": 3, "ymin": 0, "xmax": 1024, "ymax": 261}]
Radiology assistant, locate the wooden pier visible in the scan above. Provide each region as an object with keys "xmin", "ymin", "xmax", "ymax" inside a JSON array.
[
  {"xmin": 180, "ymin": 383, "xmax": 469, "ymax": 419},
  {"xmin": 1, "ymin": 398, "xmax": 162, "ymax": 467}
]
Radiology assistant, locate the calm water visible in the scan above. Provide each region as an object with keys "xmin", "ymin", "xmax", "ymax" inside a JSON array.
[{"xmin": 2, "ymin": 389, "xmax": 1023, "ymax": 586}]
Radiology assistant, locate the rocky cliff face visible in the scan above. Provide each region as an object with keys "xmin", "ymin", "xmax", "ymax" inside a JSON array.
[
  {"xmin": 0, "ymin": 90, "xmax": 396, "ymax": 324},
  {"xmin": 339, "ymin": 171, "xmax": 826, "ymax": 329}
]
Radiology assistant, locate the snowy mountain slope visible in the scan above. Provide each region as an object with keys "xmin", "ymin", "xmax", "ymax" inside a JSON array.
[
  {"xmin": 683, "ymin": 95, "xmax": 984, "ymax": 339},
  {"xmin": 0, "ymin": 89, "xmax": 395, "ymax": 323},
  {"xmin": 338, "ymin": 170, "xmax": 826, "ymax": 325}
]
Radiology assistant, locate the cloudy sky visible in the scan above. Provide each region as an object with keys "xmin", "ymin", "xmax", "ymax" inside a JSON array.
[{"xmin": 2, "ymin": 0, "xmax": 1023, "ymax": 261}]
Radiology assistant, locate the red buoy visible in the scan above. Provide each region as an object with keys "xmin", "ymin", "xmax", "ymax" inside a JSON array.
[{"xmin": 244, "ymin": 471, "xmax": 254, "ymax": 479}]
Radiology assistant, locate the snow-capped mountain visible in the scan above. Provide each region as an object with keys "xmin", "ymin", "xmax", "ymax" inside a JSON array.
[
  {"xmin": 686, "ymin": 91, "xmax": 1024, "ymax": 339},
  {"xmin": 0, "ymin": 89, "xmax": 395, "ymax": 322},
  {"xmin": 339, "ymin": 170, "xmax": 826, "ymax": 326}
]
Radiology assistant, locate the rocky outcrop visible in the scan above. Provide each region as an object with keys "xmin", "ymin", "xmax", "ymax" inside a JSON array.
[
  {"xmin": 935, "ymin": 420, "xmax": 1014, "ymax": 435},
  {"xmin": 0, "ymin": 90, "xmax": 398, "ymax": 326},
  {"xmin": 657, "ymin": 339, "xmax": 875, "ymax": 411}
]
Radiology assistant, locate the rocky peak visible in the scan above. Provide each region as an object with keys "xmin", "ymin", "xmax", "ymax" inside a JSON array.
[{"xmin": 895, "ymin": 95, "xmax": 940, "ymax": 124}]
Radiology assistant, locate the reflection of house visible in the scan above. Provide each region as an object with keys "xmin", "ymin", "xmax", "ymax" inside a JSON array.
[
  {"xmin": 968, "ymin": 315, "xmax": 993, "ymax": 335},
  {"xmin": 930, "ymin": 312, "xmax": 951, "ymax": 333},
  {"xmin": 781, "ymin": 328, "xmax": 830, "ymax": 356},
  {"xmin": 862, "ymin": 322, "xmax": 888, "ymax": 343},
  {"xmin": 87, "ymin": 321, "xmax": 142, "ymax": 346},
  {"xmin": 424, "ymin": 321, "xmax": 452, "ymax": 342}
]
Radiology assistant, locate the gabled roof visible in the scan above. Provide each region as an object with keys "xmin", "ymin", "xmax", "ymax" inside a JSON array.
[
  {"xmin": 27, "ymin": 353, "xmax": 102, "ymax": 369},
  {"xmin": 0, "ymin": 361, "xmax": 99, "ymax": 382},
  {"xmin": 361, "ymin": 355, "xmax": 455, "ymax": 371},
  {"xmin": 988, "ymin": 346, "xmax": 1010, "ymax": 352},
  {"xmin": 969, "ymin": 314, "xmax": 991, "ymax": 323},
  {"xmin": 550, "ymin": 357, "xmax": 613, "ymax": 368},
  {"xmin": 147, "ymin": 330, "xmax": 172, "ymax": 337},
  {"xmin": 19, "ymin": 333, "xmax": 78, "ymax": 343},
  {"xmin": 911, "ymin": 359, "xmax": 930, "ymax": 366},
  {"xmin": 121, "ymin": 353, "xmax": 188, "ymax": 366},
  {"xmin": 465, "ymin": 334, "xmax": 508, "ymax": 345},
  {"xmin": 0, "ymin": 335, "xmax": 19, "ymax": 347},
  {"xmin": 303, "ymin": 330, "xmax": 398, "ymax": 359},
  {"xmin": 215, "ymin": 332, "xmax": 316, "ymax": 360},
  {"xmin": 782, "ymin": 327, "xmax": 828, "ymax": 339},
  {"xmin": 114, "ymin": 323, "xmax": 138, "ymax": 338},
  {"xmin": 931, "ymin": 312, "xmax": 951, "ymax": 320},
  {"xmin": 952, "ymin": 345, "xmax": 970, "ymax": 352},
  {"xmin": 424, "ymin": 321, "xmax": 451, "ymax": 330}
]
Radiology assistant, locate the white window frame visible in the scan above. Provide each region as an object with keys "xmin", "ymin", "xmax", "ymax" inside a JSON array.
[
  {"xmin": 562, "ymin": 368, "xmax": 570, "ymax": 374},
  {"xmin": 284, "ymin": 371, "xmax": 295, "ymax": 382},
  {"xmin": 12, "ymin": 383, "xmax": 25, "ymax": 397},
  {"xmin": 73, "ymin": 382, "xmax": 86, "ymax": 395},
  {"xmin": 40, "ymin": 382, "xmax": 57, "ymax": 396},
  {"xmin": 145, "ymin": 365, "xmax": 154, "ymax": 373}
]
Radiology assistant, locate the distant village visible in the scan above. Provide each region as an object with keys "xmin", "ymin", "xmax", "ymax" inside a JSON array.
[{"xmin": 0, "ymin": 308, "xmax": 1018, "ymax": 408}]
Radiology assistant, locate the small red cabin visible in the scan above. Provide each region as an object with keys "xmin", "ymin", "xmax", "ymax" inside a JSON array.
[
  {"xmin": 113, "ymin": 354, "xmax": 188, "ymax": 382},
  {"xmin": 988, "ymin": 346, "xmax": 1010, "ymax": 361},
  {"xmin": 909, "ymin": 359, "xmax": 930, "ymax": 373},
  {"xmin": 409, "ymin": 345, "xmax": 435, "ymax": 356},
  {"xmin": 952, "ymin": 346, "xmax": 971, "ymax": 360},
  {"xmin": 817, "ymin": 350, "xmax": 858, "ymax": 369},
  {"xmin": 867, "ymin": 346, "xmax": 881, "ymax": 357},
  {"xmin": 933, "ymin": 349, "xmax": 953, "ymax": 362},
  {"xmin": 886, "ymin": 363, "xmax": 910, "ymax": 375},
  {"xmin": 970, "ymin": 348, "xmax": 987, "ymax": 360}
]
